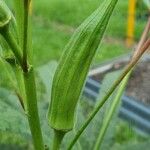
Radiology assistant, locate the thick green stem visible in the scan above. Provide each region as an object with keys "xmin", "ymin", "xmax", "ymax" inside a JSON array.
[
  {"xmin": 24, "ymin": 68, "xmax": 45, "ymax": 150},
  {"xmin": 52, "ymin": 130, "xmax": 65, "ymax": 150},
  {"xmin": 22, "ymin": 1, "xmax": 44, "ymax": 149},
  {"xmin": 67, "ymin": 39, "xmax": 150, "ymax": 150},
  {"xmin": 94, "ymin": 71, "xmax": 131, "ymax": 150}
]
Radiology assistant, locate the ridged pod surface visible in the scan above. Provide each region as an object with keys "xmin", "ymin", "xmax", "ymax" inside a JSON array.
[
  {"xmin": 0, "ymin": 1, "xmax": 11, "ymax": 28},
  {"xmin": 48, "ymin": 0, "xmax": 118, "ymax": 131}
]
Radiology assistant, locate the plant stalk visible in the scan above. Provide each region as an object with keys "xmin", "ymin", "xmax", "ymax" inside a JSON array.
[
  {"xmin": 23, "ymin": 0, "xmax": 31, "ymax": 72},
  {"xmin": 24, "ymin": 68, "xmax": 45, "ymax": 150},
  {"xmin": 52, "ymin": 130, "xmax": 65, "ymax": 150},
  {"xmin": 67, "ymin": 39, "xmax": 150, "ymax": 150},
  {"xmin": 94, "ymin": 71, "xmax": 131, "ymax": 150},
  {"xmin": 136, "ymin": 17, "xmax": 150, "ymax": 51},
  {"xmin": 22, "ymin": 1, "xmax": 44, "ymax": 148}
]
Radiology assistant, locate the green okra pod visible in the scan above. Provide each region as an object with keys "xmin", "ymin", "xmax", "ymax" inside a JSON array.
[{"xmin": 48, "ymin": 0, "xmax": 118, "ymax": 131}]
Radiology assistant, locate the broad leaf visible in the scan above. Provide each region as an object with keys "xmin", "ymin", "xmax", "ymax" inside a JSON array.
[{"xmin": 0, "ymin": 88, "xmax": 29, "ymax": 136}]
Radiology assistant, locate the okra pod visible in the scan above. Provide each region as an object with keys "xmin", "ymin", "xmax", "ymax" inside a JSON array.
[{"xmin": 48, "ymin": 0, "xmax": 118, "ymax": 131}]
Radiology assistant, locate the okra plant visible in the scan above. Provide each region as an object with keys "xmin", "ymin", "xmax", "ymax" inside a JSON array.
[{"xmin": 0, "ymin": 0, "xmax": 149, "ymax": 150}]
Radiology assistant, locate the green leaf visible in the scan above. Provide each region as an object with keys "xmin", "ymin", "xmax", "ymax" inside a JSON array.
[
  {"xmin": 0, "ymin": 87, "xmax": 52, "ymax": 146},
  {"xmin": 0, "ymin": 88, "xmax": 29, "ymax": 136}
]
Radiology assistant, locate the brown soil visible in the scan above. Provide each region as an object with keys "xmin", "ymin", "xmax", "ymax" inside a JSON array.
[
  {"xmin": 126, "ymin": 61, "xmax": 150, "ymax": 105},
  {"xmin": 92, "ymin": 60, "xmax": 150, "ymax": 105}
]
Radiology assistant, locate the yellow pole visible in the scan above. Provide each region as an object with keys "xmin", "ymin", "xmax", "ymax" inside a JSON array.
[{"xmin": 126, "ymin": 0, "xmax": 137, "ymax": 47}]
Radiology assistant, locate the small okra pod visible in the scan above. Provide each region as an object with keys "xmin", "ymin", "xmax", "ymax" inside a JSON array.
[
  {"xmin": 48, "ymin": 0, "xmax": 118, "ymax": 131},
  {"xmin": 0, "ymin": 0, "xmax": 11, "ymax": 29}
]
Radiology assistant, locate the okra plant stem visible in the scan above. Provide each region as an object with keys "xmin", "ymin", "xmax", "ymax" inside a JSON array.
[
  {"xmin": 23, "ymin": 0, "xmax": 30, "ymax": 72},
  {"xmin": 67, "ymin": 39, "xmax": 150, "ymax": 150},
  {"xmin": 52, "ymin": 130, "xmax": 65, "ymax": 150},
  {"xmin": 10, "ymin": 1, "xmax": 45, "ymax": 149},
  {"xmin": 22, "ymin": 1, "xmax": 45, "ymax": 150},
  {"xmin": 23, "ymin": 68, "xmax": 45, "ymax": 150}
]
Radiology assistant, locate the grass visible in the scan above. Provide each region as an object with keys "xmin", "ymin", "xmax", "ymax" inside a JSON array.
[
  {"xmin": 31, "ymin": 0, "xmax": 147, "ymax": 66},
  {"xmin": 32, "ymin": 20, "xmax": 70, "ymax": 66}
]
